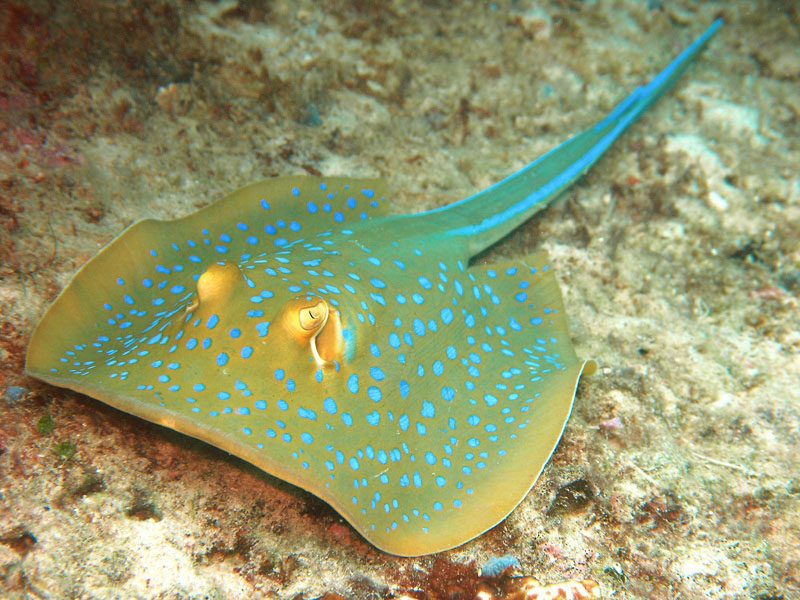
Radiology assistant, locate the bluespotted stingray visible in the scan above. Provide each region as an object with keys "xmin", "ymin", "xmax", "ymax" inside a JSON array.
[{"xmin": 26, "ymin": 21, "xmax": 722, "ymax": 555}]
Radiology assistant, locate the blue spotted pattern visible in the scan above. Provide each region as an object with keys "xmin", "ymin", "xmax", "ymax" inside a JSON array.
[{"xmin": 27, "ymin": 20, "xmax": 722, "ymax": 558}]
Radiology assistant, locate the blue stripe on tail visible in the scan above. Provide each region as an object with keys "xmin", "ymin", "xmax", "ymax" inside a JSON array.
[{"xmin": 421, "ymin": 19, "xmax": 723, "ymax": 256}]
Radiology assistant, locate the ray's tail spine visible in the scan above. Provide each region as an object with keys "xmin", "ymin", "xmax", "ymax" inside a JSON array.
[{"xmin": 420, "ymin": 19, "xmax": 723, "ymax": 256}]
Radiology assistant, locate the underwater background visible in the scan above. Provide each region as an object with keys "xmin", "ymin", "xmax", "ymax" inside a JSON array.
[{"xmin": 0, "ymin": 1, "xmax": 798, "ymax": 598}]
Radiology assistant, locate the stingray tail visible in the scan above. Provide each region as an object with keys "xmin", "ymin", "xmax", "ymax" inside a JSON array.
[{"xmin": 424, "ymin": 18, "xmax": 723, "ymax": 256}]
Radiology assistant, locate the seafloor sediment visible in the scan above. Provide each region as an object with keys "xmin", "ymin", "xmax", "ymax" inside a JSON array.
[{"xmin": 0, "ymin": 1, "xmax": 798, "ymax": 598}]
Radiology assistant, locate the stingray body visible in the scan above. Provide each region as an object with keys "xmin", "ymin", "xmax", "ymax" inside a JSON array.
[{"xmin": 26, "ymin": 21, "xmax": 722, "ymax": 555}]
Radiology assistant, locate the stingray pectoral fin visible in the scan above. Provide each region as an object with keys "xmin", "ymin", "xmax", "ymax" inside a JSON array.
[
  {"xmin": 174, "ymin": 176, "xmax": 390, "ymax": 265},
  {"xmin": 324, "ymin": 253, "xmax": 590, "ymax": 556},
  {"xmin": 26, "ymin": 217, "xmax": 173, "ymax": 382},
  {"xmin": 25, "ymin": 175, "xmax": 388, "ymax": 385}
]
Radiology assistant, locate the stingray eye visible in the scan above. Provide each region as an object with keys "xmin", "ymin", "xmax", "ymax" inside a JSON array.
[
  {"xmin": 299, "ymin": 305, "xmax": 324, "ymax": 330},
  {"xmin": 283, "ymin": 298, "xmax": 329, "ymax": 340},
  {"xmin": 282, "ymin": 298, "xmax": 342, "ymax": 366}
]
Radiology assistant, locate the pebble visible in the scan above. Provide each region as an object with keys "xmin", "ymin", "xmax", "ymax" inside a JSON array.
[
  {"xmin": 480, "ymin": 554, "xmax": 520, "ymax": 578},
  {"xmin": 3, "ymin": 386, "xmax": 28, "ymax": 405}
]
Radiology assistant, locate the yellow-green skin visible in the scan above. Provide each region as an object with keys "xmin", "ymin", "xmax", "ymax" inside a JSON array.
[{"xmin": 26, "ymin": 21, "xmax": 721, "ymax": 556}]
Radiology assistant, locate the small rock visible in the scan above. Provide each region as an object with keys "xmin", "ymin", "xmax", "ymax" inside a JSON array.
[
  {"xmin": 548, "ymin": 479, "xmax": 596, "ymax": 516},
  {"xmin": 126, "ymin": 487, "xmax": 162, "ymax": 521},
  {"xmin": 155, "ymin": 82, "xmax": 193, "ymax": 117},
  {"xmin": 511, "ymin": 7, "xmax": 552, "ymax": 40},
  {"xmin": 0, "ymin": 526, "xmax": 37, "ymax": 556},
  {"xmin": 707, "ymin": 190, "xmax": 730, "ymax": 212},
  {"xmin": 3, "ymin": 386, "xmax": 27, "ymax": 405},
  {"xmin": 480, "ymin": 554, "xmax": 520, "ymax": 578},
  {"xmin": 599, "ymin": 416, "xmax": 624, "ymax": 432}
]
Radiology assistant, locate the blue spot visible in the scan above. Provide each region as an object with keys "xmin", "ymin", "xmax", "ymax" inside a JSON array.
[
  {"xmin": 433, "ymin": 360, "xmax": 444, "ymax": 376},
  {"xmin": 425, "ymin": 452, "xmax": 437, "ymax": 465},
  {"xmin": 441, "ymin": 308, "xmax": 454, "ymax": 324},
  {"xmin": 435, "ymin": 477, "xmax": 446, "ymax": 488},
  {"xmin": 399, "ymin": 380, "xmax": 410, "ymax": 398},
  {"xmin": 301, "ymin": 432, "xmax": 314, "ymax": 444},
  {"xmin": 324, "ymin": 397, "xmax": 338, "ymax": 415},
  {"xmin": 350, "ymin": 457, "xmax": 360, "ymax": 471},
  {"xmin": 413, "ymin": 472, "xmax": 422, "ymax": 488},
  {"xmin": 441, "ymin": 387, "xmax": 455, "ymax": 401},
  {"xmin": 230, "ymin": 328, "xmax": 241, "ymax": 339},
  {"xmin": 421, "ymin": 401, "xmax": 435, "ymax": 419},
  {"xmin": 370, "ymin": 278, "xmax": 386, "ymax": 289},
  {"xmin": 218, "ymin": 391, "xmax": 230, "ymax": 401},
  {"xmin": 275, "ymin": 369, "xmax": 285, "ymax": 381},
  {"xmin": 389, "ymin": 333, "xmax": 401, "ymax": 349},
  {"xmin": 255, "ymin": 400, "xmax": 267, "ymax": 410},
  {"xmin": 370, "ymin": 366, "xmax": 385, "ymax": 381},
  {"xmin": 347, "ymin": 374, "xmax": 359, "ymax": 394},
  {"xmin": 292, "ymin": 187, "xmax": 300, "ymax": 197},
  {"xmin": 366, "ymin": 411, "xmax": 380, "ymax": 426},
  {"xmin": 412, "ymin": 293, "xmax": 424, "ymax": 305},
  {"xmin": 413, "ymin": 319, "xmax": 426, "ymax": 336},
  {"xmin": 207, "ymin": 314, "xmax": 220, "ymax": 329},
  {"xmin": 368, "ymin": 386, "xmax": 382, "ymax": 402},
  {"xmin": 400, "ymin": 474, "xmax": 410, "ymax": 488},
  {"xmin": 484, "ymin": 394, "xmax": 498, "ymax": 407},
  {"xmin": 531, "ymin": 317, "xmax": 543, "ymax": 326},
  {"xmin": 342, "ymin": 413, "xmax": 353, "ymax": 427},
  {"xmin": 399, "ymin": 414, "xmax": 410, "ymax": 431},
  {"xmin": 217, "ymin": 353, "xmax": 229, "ymax": 366},
  {"xmin": 298, "ymin": 407, "xmax": 317, "ymax": 421},
  {"xmin": 241, "ymin": 346, "xmax": 253, "ymax": 359}
]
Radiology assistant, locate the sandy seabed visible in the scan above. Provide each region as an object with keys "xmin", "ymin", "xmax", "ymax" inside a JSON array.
[{"xmin": 1, "ymin": 1, "xmax": 798, "ymax": 598}]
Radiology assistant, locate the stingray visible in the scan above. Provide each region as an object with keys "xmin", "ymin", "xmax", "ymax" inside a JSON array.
[{"xmin": 26, "ymin": 20, "xmax": 722, "ymax": 556}]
